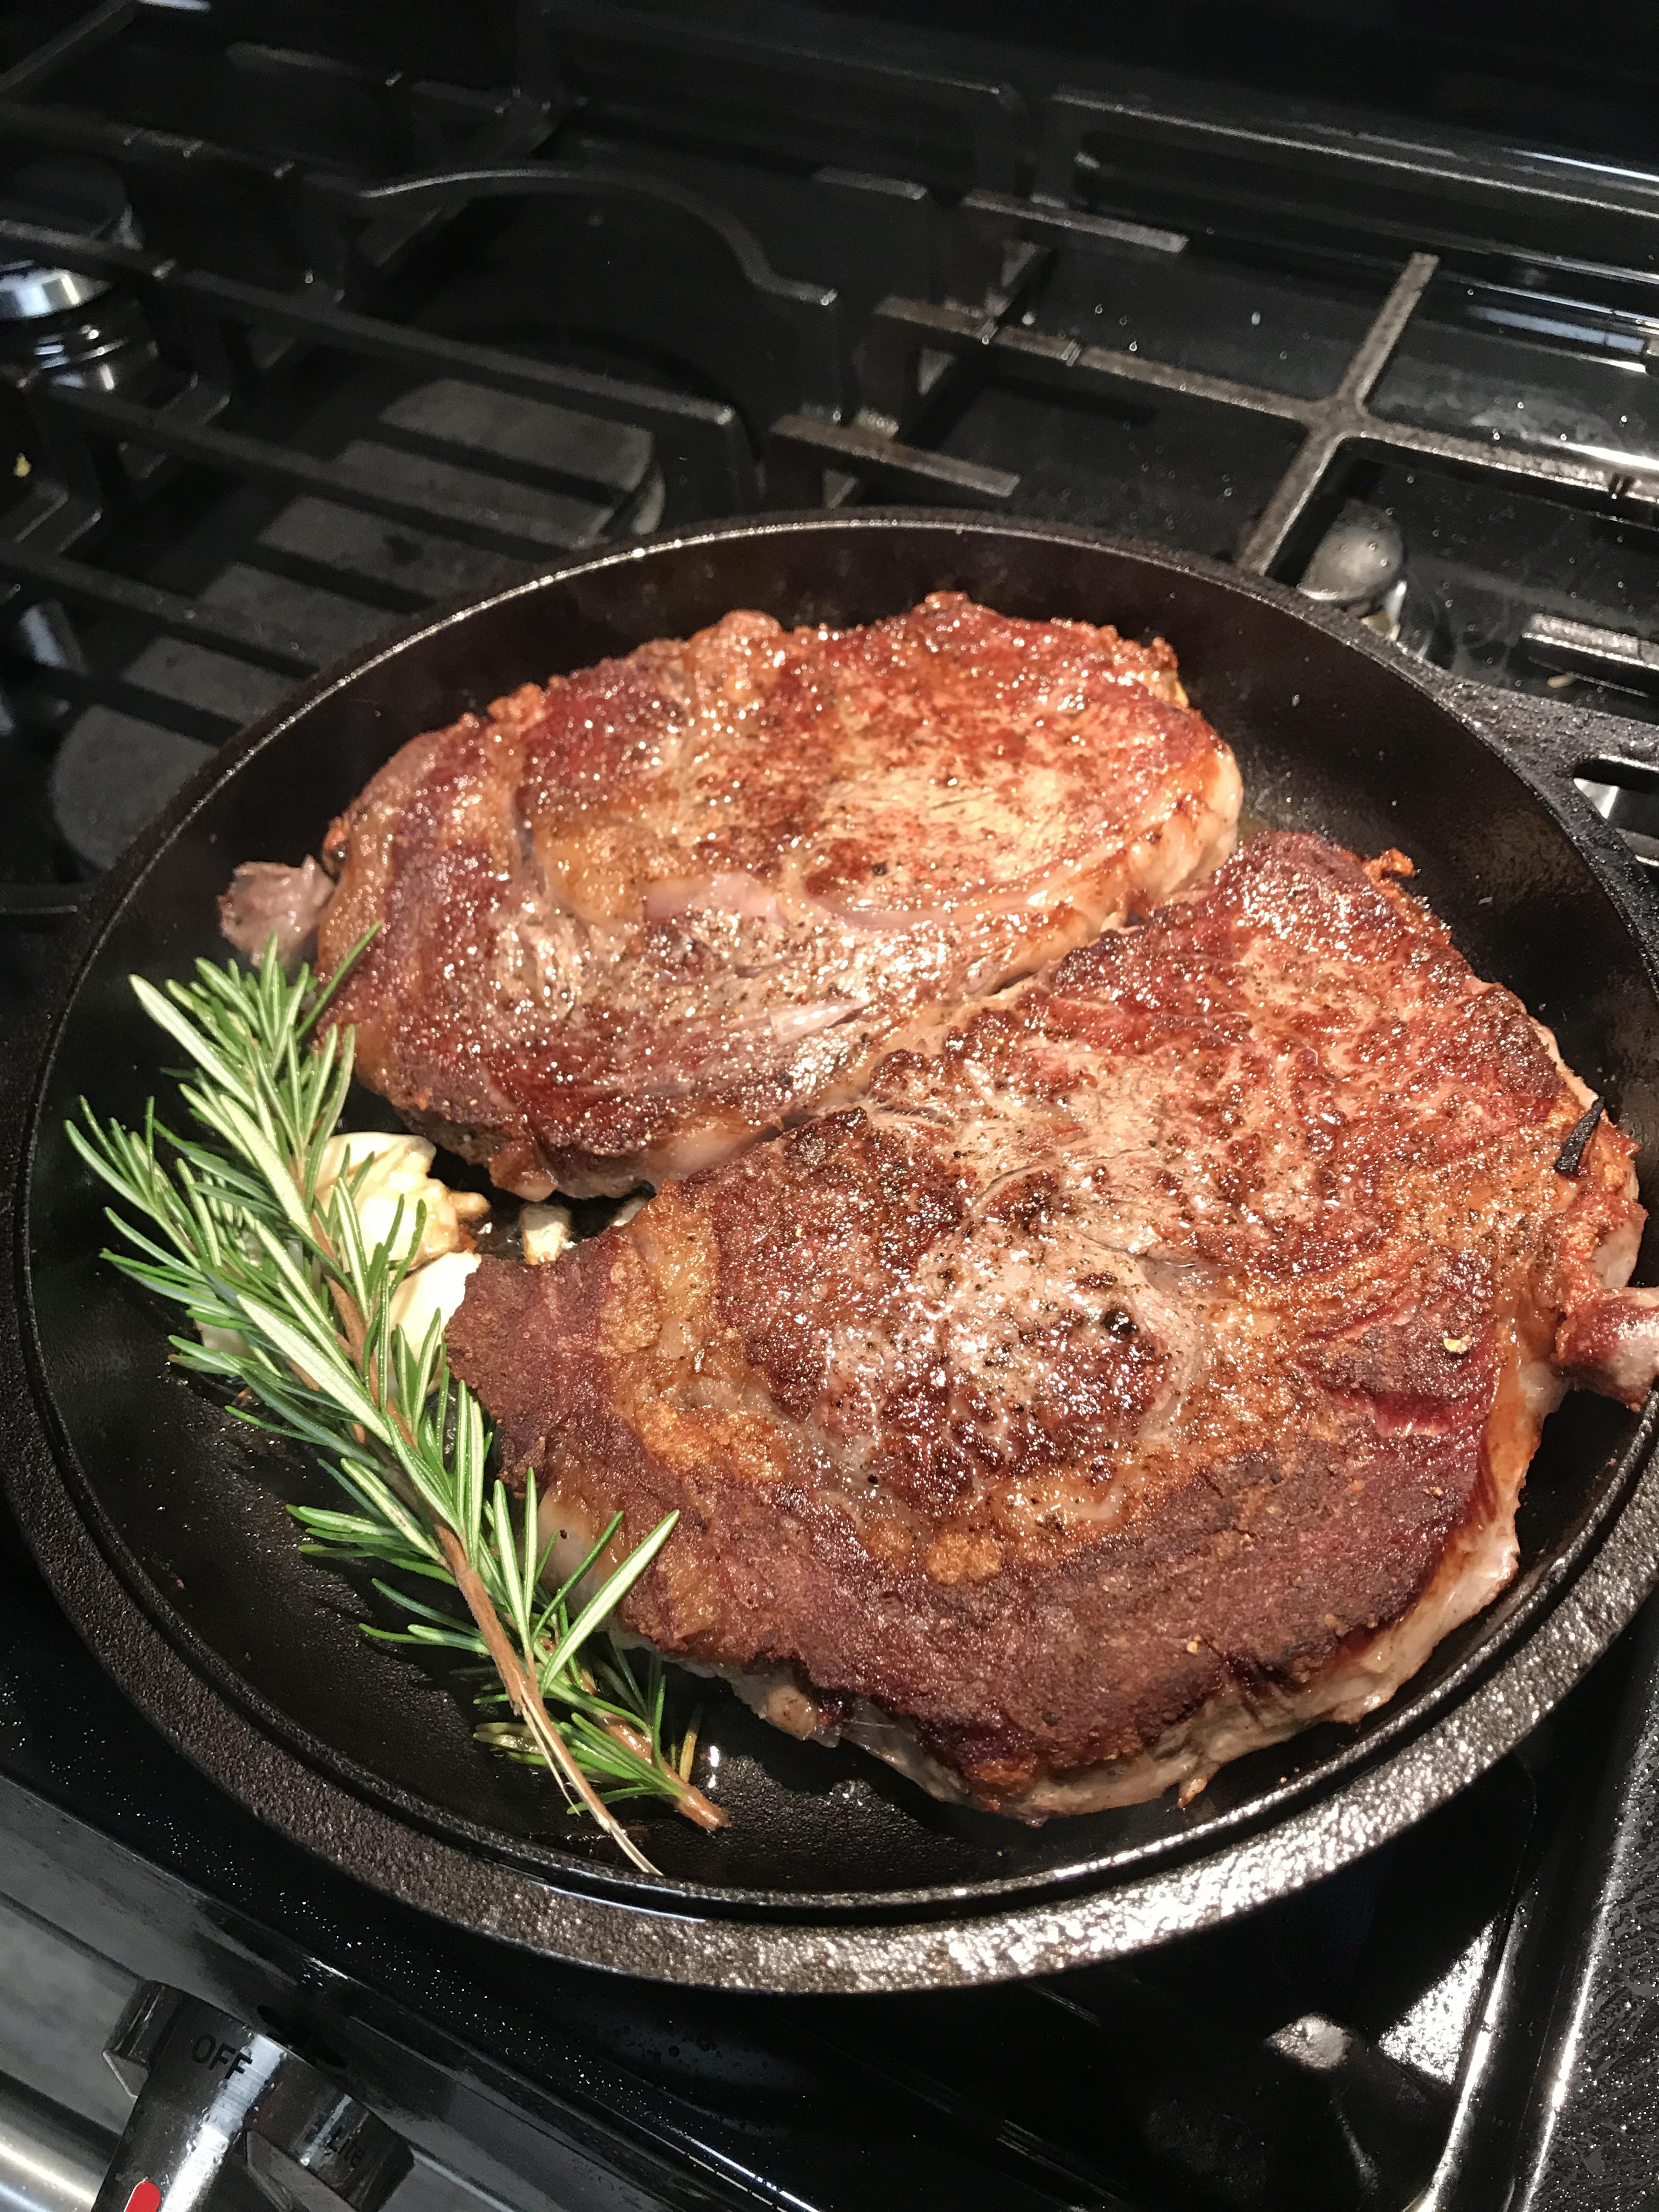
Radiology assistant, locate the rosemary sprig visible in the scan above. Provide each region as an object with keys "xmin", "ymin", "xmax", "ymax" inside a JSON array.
[{"xmin": 65, "ymin": 939, "xmax": 725, "ymax": 1869}]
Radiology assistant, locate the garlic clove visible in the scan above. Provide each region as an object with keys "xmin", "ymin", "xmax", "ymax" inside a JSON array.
[
  {"xmin": 317, "ymin": 1131, "xmax": 436, "ymax": 1198},
  {"xmin": 198, "ymin": 1321, "xmax": 248, "ymax": 1358},
  {"xmin": 522, "ymin": 1202, "xmax": 573, "ymax": 1265},
  {"xmin": 389, "ymin": 1251, "xmax": 482, "ymax": 1358},
  {"xmin": 316, "ymin": 1130, "xmax": 483, "ymax": 1266}
]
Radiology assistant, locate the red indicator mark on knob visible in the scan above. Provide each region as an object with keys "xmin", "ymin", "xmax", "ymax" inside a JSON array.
[{"xmin": 123, "ymin": 2182, "xmax": 162, "ymax": 2212}]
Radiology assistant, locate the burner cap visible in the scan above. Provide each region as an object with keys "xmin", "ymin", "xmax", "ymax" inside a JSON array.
[
  {"xmin": 0, "ymin": 157, "xmax": 138, "ymax": 323},
  {"xmin": 1298, "ymin": 503, "xmax": 1407, "ymax": 612}
]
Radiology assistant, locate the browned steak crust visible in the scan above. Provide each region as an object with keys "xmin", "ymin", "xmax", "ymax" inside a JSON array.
[
  {"xmin": 448, "ymin": 832, "xmax": 1657, "ymax": 1815},
  {"xmin": 313, "ymin": 593, "xmax": 1239, "ymax": 1197}
]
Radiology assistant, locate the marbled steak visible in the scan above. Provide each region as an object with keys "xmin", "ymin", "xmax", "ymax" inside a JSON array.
[
  {"xmin": 448, "ymin": 833, "xmax": 1659, "ymax": 1817},
  {"xmin": 226, "ymin": 594, "xmax": 1240, "ymax": 1197}
]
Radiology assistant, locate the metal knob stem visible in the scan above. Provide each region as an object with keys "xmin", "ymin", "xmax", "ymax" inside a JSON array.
[{"xmin": 97, "ymin": 1989, "xmax": 409, "ymax": 2212}]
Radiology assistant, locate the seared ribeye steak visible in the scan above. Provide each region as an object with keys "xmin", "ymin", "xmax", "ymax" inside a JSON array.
[
  {"xmin": 448, "ymin": 833, "xmax": 1659, "ymax": 1818},
  {"xmin": 240, "ymin": 594, "xmax": 1239, "ymax": 1197}
]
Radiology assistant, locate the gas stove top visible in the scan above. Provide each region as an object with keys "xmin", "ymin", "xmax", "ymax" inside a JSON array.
[{"xmin": 4, "ymin": 7, "xmax": 1659, "ymax": 2210}]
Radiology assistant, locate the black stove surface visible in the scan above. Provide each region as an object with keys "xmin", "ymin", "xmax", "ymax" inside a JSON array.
[{"xmin": 5, "ymin": 5, "xmax": 1659, "ymax": 2208}]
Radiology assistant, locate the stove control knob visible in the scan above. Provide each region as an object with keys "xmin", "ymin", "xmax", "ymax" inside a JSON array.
[{"xmin": 97, "ymin": 1984, "xmax": 411, "ymax": 2212}]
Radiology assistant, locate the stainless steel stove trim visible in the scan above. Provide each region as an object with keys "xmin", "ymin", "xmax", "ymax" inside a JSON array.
[{"xmin": 0, "ymin": 2078, "xmax": 108, "ymax": 2212}]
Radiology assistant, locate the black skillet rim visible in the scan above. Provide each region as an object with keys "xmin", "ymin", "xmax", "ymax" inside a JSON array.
[{"xmin": 7, "ymin": 510, "xmax": 1659, "ymax": 1977}]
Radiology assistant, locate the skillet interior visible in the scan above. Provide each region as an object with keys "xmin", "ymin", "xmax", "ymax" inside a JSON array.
[{"xmin": 21, "ymin": 514, "xmax": 1659, "ymax": 1914}]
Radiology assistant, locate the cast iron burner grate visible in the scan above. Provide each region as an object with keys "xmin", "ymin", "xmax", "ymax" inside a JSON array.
[
  {"xmin": 3, "ymin": 7, "xmax": 1659, "ymax": 2210},
  {"xmin": 5, "ymin": 2, "xmax": 1659, "ymax": 933}
]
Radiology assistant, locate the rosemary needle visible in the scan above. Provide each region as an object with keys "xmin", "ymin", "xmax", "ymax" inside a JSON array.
[{"xmin": 66, "ymin": 936, "xmax": 726, "ymax": 1868}]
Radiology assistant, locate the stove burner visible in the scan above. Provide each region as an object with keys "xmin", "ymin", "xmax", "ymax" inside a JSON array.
[
  {"xmin": 1297, "ymin": 502, "xmax": 1406, "ymax": 612},
  {"xmin": 0, "ymin": 159, "xmax": 137, "ymax": 325},
  {"xmin": 0, "ymin": 157, "xmax": 151, "ymax": 401},
  {"xmin": 1297, "ymin": 501, "xmax": 1448, "ymax": 661}
]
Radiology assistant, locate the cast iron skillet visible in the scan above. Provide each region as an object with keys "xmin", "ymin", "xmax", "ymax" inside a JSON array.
[{"xmin": 7, "ymin": 512, "xmax": 1659, "ymax": 1995}]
